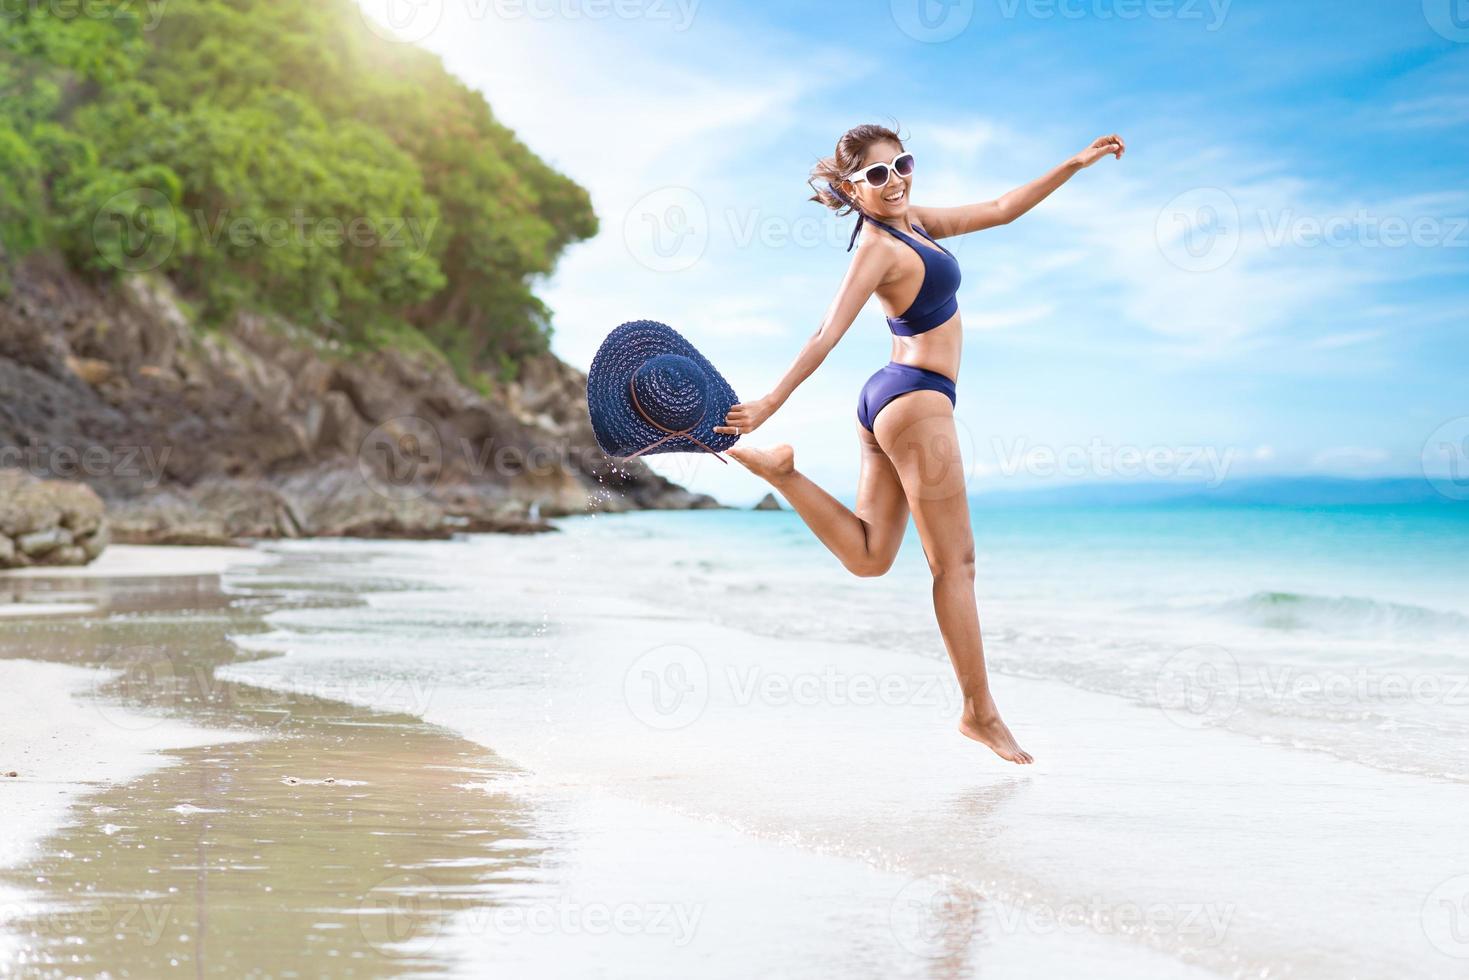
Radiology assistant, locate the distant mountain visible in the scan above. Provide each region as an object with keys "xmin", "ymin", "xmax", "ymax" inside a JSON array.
[{"xmin": 969, "ymin": 476, "xmax": 1464, "ymax": 508}]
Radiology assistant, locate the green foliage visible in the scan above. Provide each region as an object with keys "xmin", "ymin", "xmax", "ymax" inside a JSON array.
[
  {"xmin": 0, "ymin": 0, "xmax": 595, "ymax": 371},
  {"xmin": 0, "ymin": 122, "xmax": 45, "ymax": 254}
]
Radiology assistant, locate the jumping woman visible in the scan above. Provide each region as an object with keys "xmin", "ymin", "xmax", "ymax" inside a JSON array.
[{"xmin": 714, "ymin": 124, "xmax": 1125, "ymax": 765}]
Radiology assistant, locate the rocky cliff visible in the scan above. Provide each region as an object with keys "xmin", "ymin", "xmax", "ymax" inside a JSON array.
[{"xmin": 0, "ymin": 257, "xmax": 718, "ymax": 544}]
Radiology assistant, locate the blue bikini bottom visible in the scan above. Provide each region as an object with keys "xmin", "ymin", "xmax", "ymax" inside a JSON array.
[{"xmin": 856, "ymin": 362, "xmax": 958, "ymax": 433}]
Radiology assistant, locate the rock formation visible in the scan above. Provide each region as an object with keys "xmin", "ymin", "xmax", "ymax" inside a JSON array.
[
  {"xmin": 753, "ymin": 493, "xmax": 783, "ymax": 511},
  {"xmin": 0, "ymin": 469, "xmax": 108, "ymax": 568},
  {"xmin": 0, "ymin": 259, "xmax": 720, "ymax": 546}
]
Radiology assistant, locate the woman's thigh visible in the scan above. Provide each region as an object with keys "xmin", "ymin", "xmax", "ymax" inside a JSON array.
[
  {"xmin": 854, "ymin": 418, "xmax": 910, "ymax": 566},
  {"xmin": 870, "ymin": 391, "xmax": 974, "ymax": 569}
]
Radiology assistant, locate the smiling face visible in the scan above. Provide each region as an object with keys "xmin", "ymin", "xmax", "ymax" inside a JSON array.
[{"xmin": 843, "ymin": 139, "xmax": 910, "ymax": 222}]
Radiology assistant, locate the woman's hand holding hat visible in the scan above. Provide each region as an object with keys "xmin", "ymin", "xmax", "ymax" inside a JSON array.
[{"xmin": 715, "ymin": 395, "xmax": 776, "ymax": 436}]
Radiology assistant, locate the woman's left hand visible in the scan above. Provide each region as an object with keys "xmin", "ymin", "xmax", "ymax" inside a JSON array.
[
  {"xmin": 714, "ymin": 395, "xmax": 776, "ymax": 437},
  {"xmin": 1074, "ymin": 134, "xmax": 1126, "ymax": 168}
]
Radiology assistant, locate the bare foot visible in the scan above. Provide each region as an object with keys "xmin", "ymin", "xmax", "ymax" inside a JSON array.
[
  {"xmin": 727, "ymin": 444, "xmax": 795, "ymax": 483},
  {"xmin": 958, "ymin": 702, "xmax": 1033, "ymax": 765}
]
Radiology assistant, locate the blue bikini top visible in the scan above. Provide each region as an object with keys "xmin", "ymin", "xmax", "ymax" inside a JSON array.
[
  {"xmin": 865, "ymin": 218, "xmax": 962, "ymax": 336},
  {"xmin": 826, "ymin": 182, "xmax": 961, "ymax": 336}
]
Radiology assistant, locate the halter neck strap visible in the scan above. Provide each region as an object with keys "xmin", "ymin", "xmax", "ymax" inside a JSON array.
[{"xmin": 826, "ymin": 181, "xmax": 866, "ymax": 252}]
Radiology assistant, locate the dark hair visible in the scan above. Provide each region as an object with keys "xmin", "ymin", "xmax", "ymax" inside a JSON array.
[{"xmin": 809, "ymin": 122, "xmax": 905, "ymax": 214}]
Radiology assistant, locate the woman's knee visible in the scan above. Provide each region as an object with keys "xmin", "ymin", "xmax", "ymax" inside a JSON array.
[
  {"xmin": 928, "ymin": 544, "xmax": 976, "ymax": 582},
  {"xmin": 846, "ymin": 552, "xmax": 897, "ymax": 578}
]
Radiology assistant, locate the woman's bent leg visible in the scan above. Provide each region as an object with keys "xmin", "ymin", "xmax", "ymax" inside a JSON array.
[{"xmin": 728, "ymin": 424, "xmax": 908, "ymax": 578}]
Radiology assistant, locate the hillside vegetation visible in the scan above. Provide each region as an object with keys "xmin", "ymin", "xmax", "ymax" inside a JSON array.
[{"xmin": 0, "ymin": 0, "xmax": 596, "ymax": 376}]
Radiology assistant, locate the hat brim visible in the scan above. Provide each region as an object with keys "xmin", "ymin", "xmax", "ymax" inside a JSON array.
[{"xmin": 587, "ymin": 320, "xmax": 740, "ymax": 459}]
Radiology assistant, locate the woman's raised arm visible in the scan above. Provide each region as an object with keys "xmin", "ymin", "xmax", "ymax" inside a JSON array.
[{"xmin": 912, "ymin": 134, "xmax": 1125, "ymax": 238}]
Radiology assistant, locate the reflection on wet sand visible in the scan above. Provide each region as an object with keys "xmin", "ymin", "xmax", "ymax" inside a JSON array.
[{"xmin": 0, "ymin": 570, "xmax": 552, "ymax": 978}]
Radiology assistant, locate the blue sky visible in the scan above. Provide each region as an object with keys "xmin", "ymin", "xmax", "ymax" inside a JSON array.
[{"xmin": 358, "ymin": 0, "xmax": 1469, "ymax": 505}]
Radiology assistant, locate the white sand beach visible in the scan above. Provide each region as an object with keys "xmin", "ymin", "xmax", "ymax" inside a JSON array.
[{"xmin": 1, "ymin": 545, "xmax": 275, "ymax": 581}]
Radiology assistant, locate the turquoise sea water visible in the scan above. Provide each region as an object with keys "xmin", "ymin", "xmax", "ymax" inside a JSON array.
[{"xmin": 637, "ymin": 501, "xmax": 1469, "ymax": 776}]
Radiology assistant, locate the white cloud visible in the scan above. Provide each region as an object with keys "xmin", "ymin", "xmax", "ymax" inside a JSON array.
[
  {"xmin": 1309, "ymin": 329, "xmax": 1383, "ymax": 350},
  {"xmin": 964, "ymin": 303, "xmax": 1055, "ymax": 331},
  {"xmin": 1382, "ymin": 94, "xmax": 1469, "ymax": 130},
  {"xmin": 682, "ymin": 296, "xmax": 789, "ymax": 339}
]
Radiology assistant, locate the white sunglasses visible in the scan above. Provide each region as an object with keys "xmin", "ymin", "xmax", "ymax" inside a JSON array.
[{"xmin": 847, "ymin": 152, "xmax": 915, "ymax": 188}]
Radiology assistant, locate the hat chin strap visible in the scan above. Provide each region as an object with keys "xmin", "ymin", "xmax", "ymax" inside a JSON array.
[{"xmin": 625, "ymin": 377, "xmax": 729, "ymax": 464}]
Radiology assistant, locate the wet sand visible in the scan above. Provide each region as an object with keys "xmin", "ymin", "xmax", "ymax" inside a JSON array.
[
  {"xmin": 0, "ymin": 659, "xmax": 254, "ymax": 871},
  {"xmin": 0, "ymin": 557, "xmax": 552, "ymax": 978}
]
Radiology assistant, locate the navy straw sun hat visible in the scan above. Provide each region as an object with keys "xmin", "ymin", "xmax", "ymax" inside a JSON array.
[{"xmin": 587, "ymin": 320, "xmax": 741, "ymax": 462}]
